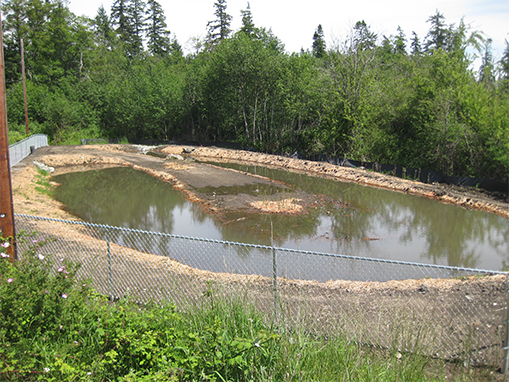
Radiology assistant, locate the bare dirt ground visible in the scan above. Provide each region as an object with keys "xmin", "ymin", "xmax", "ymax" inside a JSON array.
[
  {"xmin": 160, "ymin": 145, "xmax": 509, "ymax": 219},
  {"xmin": 10, "ymin": 144, "xmax": 509, "ymax": 376}
]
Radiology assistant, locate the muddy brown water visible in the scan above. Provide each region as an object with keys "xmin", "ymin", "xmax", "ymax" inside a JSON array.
[{"xmin": 51, "ymin": 162, "xmax": 509, "ymax": 277}]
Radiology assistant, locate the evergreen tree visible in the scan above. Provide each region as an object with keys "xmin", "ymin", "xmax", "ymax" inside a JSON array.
[
  {"xmin": 22, "ymin": 0, "xmax": 88, "ymax": 82},
  {"xmin": 145, "ymin": 0, "xmax": 171, "ymax": 56},
  {"xmin": 111, "ymin": 0, "xmax": 145, "ymax": 56},
  {"xmin": 379, "ymin": 26, "xmax": 406, "ymax": 60},
  {"xmin": 479, "ymin": 38, "xmax": 494, "ymax": 86},
  {"xmin": 425, "ymin": 10, "xmax": 449, "ymax": 52},
  {"xmin": 93, "ymin": 5, "xmax": 114, "ymax": 48},
  {"xmin": 24, "ymin": 0, "xmax": 53, "ymax": 73},
  {"xmin": 312, "ymin": 24, "xmax": 326, "ymax": 58},
  {"xmin": 352, "ymin": 21, "xmax": 377, "ymax": 51},
  {"xmin": 380, "ymin": 35, "xmax": 393, "ymax": 60},
  {"xmin": 240, "ymin": 3, "xmax": 255, "ymax": 36},
  {"xmin": 170, "ymin": 39, "xmax": 184, "ymax": 57},
  {"xmin": 2, "ymin": 0, "xmax": 28, "ymax": 44},
  {"xmin": 206, "ymin": 0, "xmax": 232, "ymax": 47},
  {"xmin": 2, "ymin": 0, "xmax": 29, "ymax": 82},
  {"xmin": 127, "ymin": 0, "xmax": 146, "ymax": 56},
  {"xmin": 410, "ymin": 31, "xmax": 421, "ymax": 56},
  {"xmin": 110, "ymin": 0, "xmax": 131, "ymax": 40},
  {"xmin": 500, "ymin": 40, "xmax": 509, "ymax": 78},
  {"xmin": 394, "ymin": 26, "xmax": 406, "ymax": 55},
  {"xmin": 498, "ymin": 40, "xmax": 509, "ymax": 91},
  {"xmin": 446, "ymin": 18, "xmax": 482, "ymax": 60}
]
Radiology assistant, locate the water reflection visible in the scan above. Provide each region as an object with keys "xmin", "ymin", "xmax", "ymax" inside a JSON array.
[
  {"xmin": 52, "ymin": 165, "xmax": 509, "ymax": 271},
  {"xmin": 53, "ymin": 167, "xmax": 225, "ymax": 238},
  {"xmin": 207, "ymin": 162, "xmax": 509, "ymax": 270}
]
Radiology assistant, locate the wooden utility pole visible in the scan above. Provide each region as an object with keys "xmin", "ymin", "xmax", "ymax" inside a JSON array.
[
  {"xmin": 20, "ymin": 38, "xmax": 29, "ymax": 134},
  {"xmin": 0, "ymin": 11, "xmax": 17, "ymax": 261}
]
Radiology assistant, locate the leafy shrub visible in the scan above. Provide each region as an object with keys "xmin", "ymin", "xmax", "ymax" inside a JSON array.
[
  {"xmin": 0, "ymin": 235, "xmax": 84, "ymax": 343},
  {"xmin": 7, "ymin": 129, "xmax": 28, "ymax": 145},
  {"xmin": 0, "ymin": 235, "xmax": 279, "ymax": 381}
]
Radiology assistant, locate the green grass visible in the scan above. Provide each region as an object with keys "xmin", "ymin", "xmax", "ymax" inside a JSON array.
[
  {"xmin": 33, "ymin": 167, "xmax": 54, "ymax": 196},
  {"xmin": 57, "ymin": 136, "xmax": 130, "ymax": 145},
  {"xmin": 0, "ymin": 235, "xmax": 501, "ymax": 381}
]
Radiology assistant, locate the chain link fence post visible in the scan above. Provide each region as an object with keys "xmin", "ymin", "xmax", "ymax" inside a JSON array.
[
  {"xmin": 503, "ymin": 274, "xmax": 509, "ymax": 374},
  {"xmin": 107, "ymin": 230, "xmax": 114, "ymax": 300},
  {"xmin": 271, "ymin": 221, "xmax": 278, "ymax": 324}
]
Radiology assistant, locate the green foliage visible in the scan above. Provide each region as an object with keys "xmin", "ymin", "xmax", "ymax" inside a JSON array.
[
  {"xmin": 0, "ymin": 235, "xmax": 281, "ymax": 381},
  {"xmin": 0, "ymin": 235, "xmax": 83, "ymax": 345},
  {"xmin": 7, "ymin": 129, "xmax": 28, "ymax": 144},
  {"xmin": 2, "ymin": 2, "xmax": 509, "ymax": 180},
  {"xmin": 33, "ymin": 167, "xmax": 54, "ymax": 195},
  {"xmin": 95, "ymin": 58, "xmax": 186, "ymax": 141},
  {"xmin": 202, "ymin": 31, "xmax": 284, "ymax": 144},
  {"xmin": 312, "ymin": 24, "xmax": 326, "ymax": 58}
]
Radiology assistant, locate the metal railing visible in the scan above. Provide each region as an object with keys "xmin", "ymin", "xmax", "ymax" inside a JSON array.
[
  {"xmin": 14, "ymin": 213, "xmax": 509, "ymax": 368},
  {"xmin": 9, "ymin": 134, "xmax": 48, "ymax": 167}
]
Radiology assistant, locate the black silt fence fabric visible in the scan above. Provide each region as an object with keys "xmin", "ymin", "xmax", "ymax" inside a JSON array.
[{"xmin": 321, "ymin": 157, "xmax": 507, "ymax": 193}]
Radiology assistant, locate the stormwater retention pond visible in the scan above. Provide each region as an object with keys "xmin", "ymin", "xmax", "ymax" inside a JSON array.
[{"xmin": 50, "ymin": 163, "xmax": 509, "ymax": 282}]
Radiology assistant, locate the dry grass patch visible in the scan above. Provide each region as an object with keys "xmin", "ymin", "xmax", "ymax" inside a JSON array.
[
  {"xmin": 38, "ymin": 154, "xmax": 128, "ymax": 167},
  {"xmin": 163, "ymin": 161, "xmax": 193, "ymax": 170},
  {"xmin": 250, "ymin": 198, "xmax": 304, "ymax": 214}
]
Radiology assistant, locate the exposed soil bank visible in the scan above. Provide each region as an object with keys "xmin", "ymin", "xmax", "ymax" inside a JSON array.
[{"xmin": 160, "ymin": 145, "xmax": 509, "ymax": 219}]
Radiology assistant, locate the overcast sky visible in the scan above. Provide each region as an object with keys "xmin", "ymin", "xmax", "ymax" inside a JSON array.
[{"xmin": 68, "ymin": 0, "xmax": 509, "ymax": 63}]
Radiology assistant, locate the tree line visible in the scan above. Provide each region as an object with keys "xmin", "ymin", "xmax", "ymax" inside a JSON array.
[{"xmin": 2, "ymin": 0, "xmax": 509, "ymax": 179}]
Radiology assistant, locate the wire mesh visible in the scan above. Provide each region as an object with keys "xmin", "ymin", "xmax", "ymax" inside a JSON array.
[{"xmin": 14, "ymin": 213, "xmax": 508, "ymax": 367}]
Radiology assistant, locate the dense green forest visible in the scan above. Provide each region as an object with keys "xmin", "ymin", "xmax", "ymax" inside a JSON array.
[{"xmin": 2, "ymin": 0, "xmax": 509, "ymax": 179}]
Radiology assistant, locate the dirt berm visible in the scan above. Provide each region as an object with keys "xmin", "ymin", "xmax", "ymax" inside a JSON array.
[{"xmin": 13, "ymin": 143, "xmax": 509, "ymax": 220}]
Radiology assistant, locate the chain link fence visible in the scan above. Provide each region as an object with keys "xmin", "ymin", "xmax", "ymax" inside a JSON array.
[
  {"xmin": 14, "ymin": 213, "xmax": 509, "ymax": 368},
  {"xmin": 9, "ymin": 134, "xmax": 48, "ymax": 167}
]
